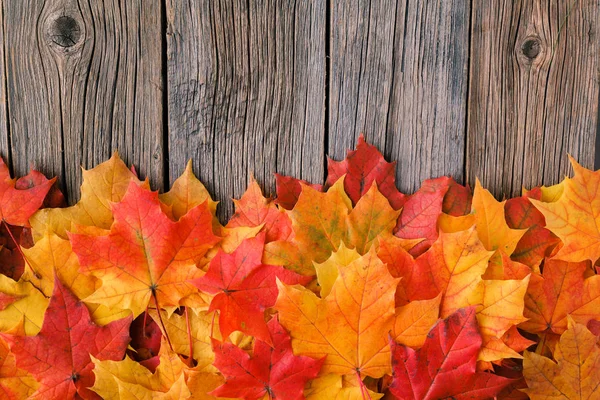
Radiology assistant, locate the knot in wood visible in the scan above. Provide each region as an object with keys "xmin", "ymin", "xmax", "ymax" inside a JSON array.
[
  {"xmin": 49, "ymin": 16, "xmax": 81, "ymax": 48},
  {"xmin": 521, "ymin": 38, "xmax": 541, "ymax": 59}
]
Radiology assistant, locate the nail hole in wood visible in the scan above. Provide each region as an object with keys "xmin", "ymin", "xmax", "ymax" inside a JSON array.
[
  {"xmin": 49, "ymin": 16, "xmax": 81, "ymax": 48},
  {"xmin": 521, "ymin": 38, "xmax": 541, "ymax": 59}
]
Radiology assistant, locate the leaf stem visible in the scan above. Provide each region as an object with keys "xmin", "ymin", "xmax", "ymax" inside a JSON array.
[
  {"xmin": 184, "ymin": 307, "xmax": 194, "ymax": 367},
  {"xmin": 2, "ymin": 219, "xmax": 39, "ymax": 278},
  {"xmin": 356, "ymin": 370, "xmax": 371, "ymax": 400},
  {"xmin": 152, "ymin": 293, "xmax": 174, "ymax": 351}
]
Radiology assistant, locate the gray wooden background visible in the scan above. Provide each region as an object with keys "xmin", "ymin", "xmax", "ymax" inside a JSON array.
[{"xmin": 0, "ymin": 0, "xmax": 598, "ymax": 220}]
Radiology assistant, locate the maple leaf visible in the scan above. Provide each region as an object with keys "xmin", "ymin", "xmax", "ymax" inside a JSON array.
[
  {"xmin": 70, "ymin": 181, "xmax": 219, "ymax": 318},
  {"xmin": 401, "ymin": 228, "xmax": 493, "ymax": 316},
  {"xmin": 274, "ymin": 174, "xmax": 323, "ymax": 210},
  {"xmin": 0, "ymin": 273, "xmax": 47, "ymax": 335},
  {"xmin": 30, "ymin": 153, "xmax": 144, "ymax": 240},
  {"xmin": 159, "ymin": 160, "xmax": 218, "ymax": 221},
  {"xmin": 0, "ymin": 336, "xmax": 38, "ymax": 399},
  {"xmin": 522, "ymin": 317, "xmax": 600, "ymax": 399},
  {"xmin": 0, "ymin": 158, "xmax": 55, "ymax": 227},
  {"xmin": 91, "ymin": 337, "xmax": 191, "ymax": 399},
  {"xmin": 288, "ymin": 178, "xmax": 351, "ymax": 264},
  {"xmin": 505, "ymin": 193, "xmax": 560, "ymax": 268},
  {"xmin": 389, "ymin": 307, "xmax": 512, "ymax": 400},
  {"xmin": 472, "ymin": 179, "xmax": 526, "ymax": 255},
  {"xmin": 327, "ymin": 134, "xmax": 406, "ymax": 209},
  {"xmin": 148, "ymin": 308, "xmax": 219, "ymax": 371},
  {"xmin": 530, "ymin": 156, "xmax": 600, "ymax": 263},
  {"xmin": 227, "ymin": 178, "xmax": 292, "ymax": 242},
  {"xmin": 2, "ymin": 278, "xmax": 131, "ymax": 399},
  {"xmin": 520, "ymin": 259, "xmax": 600, "ymax": 335},
  {"xmin": 193, "ymin": 233, "xmax": 310, "ymax": 344},
  {"xmin": 128, "ymin": 312, "xmax": 162, "ymax": 363},
  {"xmin": 21, "ymin": 232, "xmax": 130, "ymax": 325},
  {"xmin": 210, "ymin": 318, "xmax": 323, "ymax": 400},
  {"xmin": 304, "ymin": 374, "xmax": 383, "ymax": 400},
  {"xmin": 394, "ymin": 176, "xmax": 451, "ymax": 255},
  {"xmin": 442, "ymin": 178, "xmax": 472, "ymax": 216},
  {"xmin": 275, "ymin": 248, "xmax": 439, "ymax": 378}
]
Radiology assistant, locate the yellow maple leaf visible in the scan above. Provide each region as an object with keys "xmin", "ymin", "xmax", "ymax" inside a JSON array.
[
  {"xmin": 275, "ymin": 248, "xmax": 439, "ymax": 378},
  {"xmin": 523, "ymin": 317, "xmax": 600, "ymax": 399},
  {"xmin": 30, "ymin": 153, "xmax": 145, "ymax": 241},
  {"xmin": 531, "ymin": 157, "xmax": 600, "ymax": 263},
  {"xmin": 91, "ymin": 338, "xmax": 191, "ymax": 400}
]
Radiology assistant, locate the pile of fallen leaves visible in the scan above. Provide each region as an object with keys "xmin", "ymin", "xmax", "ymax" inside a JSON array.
[{"xmin": 0, "ymin": 136, "xmax": 598, "ymax": 399}]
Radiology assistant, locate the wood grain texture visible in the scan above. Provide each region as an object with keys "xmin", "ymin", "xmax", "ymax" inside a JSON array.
[
  {"xmin": 467, "ymin": 0, "xmax": 600, "ymax": 198},
  {"xmin": 2, "ymin": 0, "xmax": 164, "ymax": 201},
  {"xmin": 328, "ymin": 0, "xmax": 471, "ymax": 194},
  {"xmin": 166, "ymin": 0, "xmax": 325, "ymax": 220},
  {"xmin": 0, "ymin": 0, "xmax": 10, "ymax": 164}
]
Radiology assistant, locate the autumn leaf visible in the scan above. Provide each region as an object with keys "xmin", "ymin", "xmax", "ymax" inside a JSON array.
[
  {"xmin": 275, "ymin": 174, "xmax": 323, "ymax": 210},
  {"xmin": 0, "ymin": 336, "xmax": 38, "ymax": 399},
  {"xmin": 327, "ymin": 134, "xmax": 406, "ymax": 209},
  {"xmin": 472, "ymin": 179, "xmax": 526, "ymax": 255},
  {"xmin": 70, "ymin": 181, "xmax": 219, "ymax": 318},
  {"xmin": 91, "ymin": 338, "xmax": 190, "ymax": 399},
  {"xmin": 227, "ymin": 178, "xmax": 292, "ymax": 242},
  {"xmin": 0, "ymin": 158, "xmax": 55, "ymax": 228},
  {"xmin": 288, "ymin": 178, "xmax": 351, "ymax": 264},
  {"xmin": 401, "ymin": 227, "xmax": 493, "ymax": 316},
  {"xmin": 0, "ymin": 273, "xmax": 47, "ymax": 335},
  {"xmin": 2, "ymin": 278, "xmax": 131, "ymax": 400},
  {"xmin": 522, "ymin": 317, "xmax": 600, "ymax": 399},
  {"xmin": 210, "ymin": 318, "xmax": 323, "ymax": 400},
  {"xmin": 30, "ymin": 153, "xmax": 145, "ymax": 240},
  {"xmin": 304, "ymin": 374, "xmax": 383, "ymax": 400},
  {"xmin": 394, "ymin": 176, "xmax": 451, "ymax": 255},
  {"xmin": 531, "ymin": 156, "xmax": 600, "ymax": 263},
  {"xmin": 275, "ymin": 248, "xmax": 439, "ymax": 378},
  {"xmin": 389, "ymin": 307, "xmax": 512, "ymax": 400},
  {"xmin": 442, "ymin": 178, "xmax": 472, "ymax": 216},
  {"xmin": 193, "ymin": 233, "xmax": 310, "ymax": 344},
  {"xmin": 520, "ymin": 259, "xmax": 600, "ymax": 335},
  {"xmin": 159, "ymin": 160, "xmax": 218, "ymax": 221},
  {"xmin": 505, "ymin": 193, "xmax": 560, "ymax": 268}
]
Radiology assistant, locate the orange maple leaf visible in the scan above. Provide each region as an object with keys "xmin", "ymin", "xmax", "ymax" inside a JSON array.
[{"xmin": 70, "ymin": 182, "xmax": 219, "ymax": 318}]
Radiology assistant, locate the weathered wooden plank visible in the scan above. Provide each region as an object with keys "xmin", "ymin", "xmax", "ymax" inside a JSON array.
[
  {"xmin": 329, "ymin": 0, "xmax": 471, "ymax": 194},
  {"xmin": 166, "ymin": 0, "xmax": 325, "ymax": 220},
  {"xmin": 467, "ymin": 0, "xmax": 599, "ymax": 198},
  {"xmin": 0, "ymin": 0, "xmax": 10, "ymax": 165},
  {"xmin": 3, "ymin": 0, "xmax": 164, "ymax": 201}
]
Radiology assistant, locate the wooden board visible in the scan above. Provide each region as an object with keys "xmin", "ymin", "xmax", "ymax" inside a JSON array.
[
  {"xmin": 467, "ymin": 0, "xmax": 600, "ymax": 198},
  {"xmin": 0, "ymin": 0, "xmax": 10, "ymax": 164},
  {"xmin": 328, "ymin": 0, "xmax": 471, "ymax": 194},
  {"xmin": 166, "ymin": 0, "xmax": 326, "ymax": 220},
  {"xmin": 2, "ymin": 0, "xmax": 164, "ymax": 200}
]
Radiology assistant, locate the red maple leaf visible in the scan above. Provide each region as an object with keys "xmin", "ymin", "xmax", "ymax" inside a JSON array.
[
  {"xmin": 442, "ymin": 178, "xmax": 472, "ymax": 216},
  {"xmin": 504, "ymin": 193, "xmax": 560, "ymax": 268},
  {"xmin": 2, "ymin": 277, "xmax": 132, "ymax": 399},
  {"xmin": 0, "ymin": 158, "xmax": 55, "ymax": 227},
  {"xmin": 192, "ymin": 233, "xmax": 311, "ymax": 344},
  {"xmin": 389, "ymin": 307, "xmax": 512, "ymax": 400},
  {"xmin": 327, "ymin": 134, "xmax": 406, "ymax": 209},
  {"xmin": 275, "ymin": 174, "xmax": 323, "ymax": 210},
  {"xmin": 394, "ymin": 176, "xmax": 451, "ymax": 255},
  {"xmin": 210, "ymin": 318, "xmax": 323, "ymax": 400}
]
